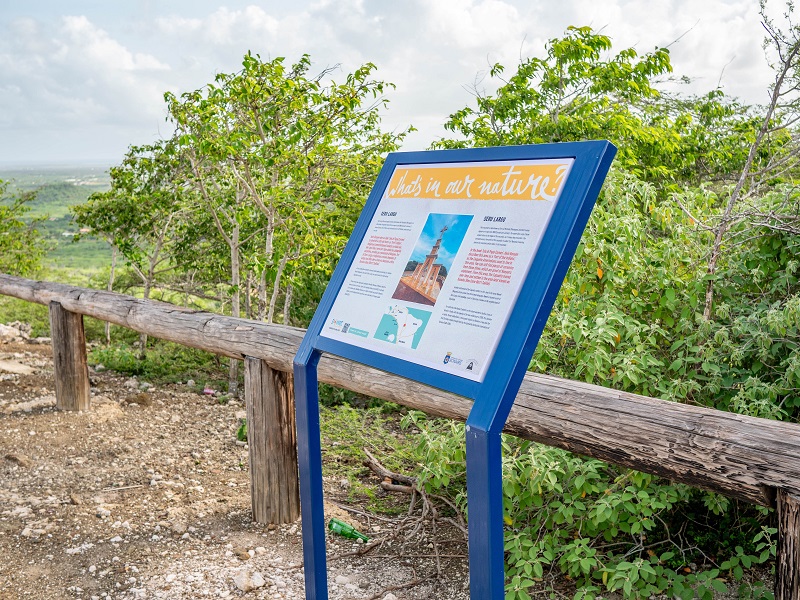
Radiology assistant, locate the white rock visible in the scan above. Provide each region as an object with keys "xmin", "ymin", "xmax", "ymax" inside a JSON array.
[
  {"xmin": 0, "ymin": 323, "xmax": 26, "ymax": 343},
  {"xmin": 233, "ymin": 569, "xmax": 266, "ymax": 592},
  {"xmin": 383, "ymin": 594, "xmax": 398, "ymax": 600},
  {"xmin": 334, "ymin": 575, "xmax": 350, "ymax": 585}
]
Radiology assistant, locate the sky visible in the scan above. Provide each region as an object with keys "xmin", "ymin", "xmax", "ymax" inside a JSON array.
[{"xmin": 0, "ymin": 0, "xmax": 780, "ymax": 167}]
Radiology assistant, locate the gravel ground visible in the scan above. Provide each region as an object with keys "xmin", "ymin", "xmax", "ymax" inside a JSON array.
[{"xmin": 0, "ymin": 340, "xmax": 470, "ymax": 600}]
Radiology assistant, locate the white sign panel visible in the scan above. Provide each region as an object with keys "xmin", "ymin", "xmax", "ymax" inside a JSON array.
[{"xmin": 320, "ymin": 158, "xmax": 574, "ymax": 382}]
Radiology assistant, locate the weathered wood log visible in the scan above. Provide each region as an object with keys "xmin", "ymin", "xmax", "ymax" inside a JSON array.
[
  {"xmin": 244, "ymin": 357, "xmax": 300, "ymax": 524},
  {"xmin": 777, "ymin": 490, "xmax": 800, "ymax": 600},
  {"xmin": 48, "ymin": 301, "xmax": 90, "ymax": 411},
  {"xmin": 2, "ymin": 273, "xmax": 800, "ymax": 507}
]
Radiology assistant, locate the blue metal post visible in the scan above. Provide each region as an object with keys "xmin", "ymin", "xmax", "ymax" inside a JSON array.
[
  {"xmin": 465, "ymin": 425, "xmax": 505, "ymax": 598},
  {"xmin": 294, "ymin": 347, "xmax": 328, "ymax": 600}
]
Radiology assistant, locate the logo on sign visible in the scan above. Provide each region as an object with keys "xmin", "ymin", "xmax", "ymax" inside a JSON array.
[{"xmin": 443, "ymin": 352, "xmax": 451, "ymax": 364}]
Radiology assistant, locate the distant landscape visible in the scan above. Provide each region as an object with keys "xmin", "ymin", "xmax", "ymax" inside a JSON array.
[{"xmin": 0, "ymin": 165, "xmax": 112, "ymax": 272}]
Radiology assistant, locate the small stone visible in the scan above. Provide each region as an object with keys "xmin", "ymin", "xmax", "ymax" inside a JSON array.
[
  {"xmin": 235, "ymin": 547, "xmax": 250, "ymax": 561},
  {"xmin": 186, "ymin": 380, "xmax": 195, "ymax": 387},
  {"xmin": 233, "ymin": 569, "xmax": 265, "ymax": 592},
  {"xmin": 334, "ymin": 575, "xmax": 350, "ymax": 585},
  {"xmin": 171, "ymin": 521, "xmax": 187, "ymax": 534},
  {"xmin": 109, "ymin": 536, "xmax": 123, "ymax": 543},
  {"xmin": 4, "ymin": 453, "xmax": 32, "ymax": 468},
  {"xmin": 383, "ymin": 594, "xmax": 398, "ymax": 600},
  {"xmin": 255, "ymin": 546, "xmax": 266, "ymax": 555},
  {"xmin": 96, "ymin": 506, "xmax": 111, "ymax": 518}
]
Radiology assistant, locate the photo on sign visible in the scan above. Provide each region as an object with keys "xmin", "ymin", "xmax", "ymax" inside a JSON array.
[{"xmin": 391, "ymin": 213, "xmax": 473, "ymax": 307}]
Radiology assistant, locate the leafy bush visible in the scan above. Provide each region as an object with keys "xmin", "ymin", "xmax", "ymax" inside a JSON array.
[{"xmin": 404, "ymin": 412, "xmax": 775, "ymax": 599}]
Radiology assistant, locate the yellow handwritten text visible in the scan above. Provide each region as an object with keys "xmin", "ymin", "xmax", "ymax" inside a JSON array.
[{"xmin": 386, "ymin": 163, "xmax": 571, "ymax": 201}]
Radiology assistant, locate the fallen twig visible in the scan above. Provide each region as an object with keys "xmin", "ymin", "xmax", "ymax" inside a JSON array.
[{"xmin": 365, "ymin": 575, "xmax": 434, "ymax": 600}]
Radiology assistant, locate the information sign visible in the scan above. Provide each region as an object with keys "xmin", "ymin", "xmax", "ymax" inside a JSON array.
[
  {"xmin": 320, "ymin": 158, "xmax": 573, "ymax": 382},
  {"xmin": 294, "ymin": 141, "xmax": 616, "ymax": 600}
]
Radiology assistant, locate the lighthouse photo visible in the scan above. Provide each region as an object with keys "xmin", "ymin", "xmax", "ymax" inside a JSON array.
[{"xmin": 391, "ymin": 213, "xmax": 472, "ymax": 306}]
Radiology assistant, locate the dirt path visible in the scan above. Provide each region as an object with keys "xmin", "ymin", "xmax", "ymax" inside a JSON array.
[{"xmin": 0, "ymin": 341, "xmax": 469, "ymax": 600}]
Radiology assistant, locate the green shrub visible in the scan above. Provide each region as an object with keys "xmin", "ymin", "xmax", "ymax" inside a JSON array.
[{"xmin": 404, "ymin": 412, "xmax": 776, "ymax": 599}]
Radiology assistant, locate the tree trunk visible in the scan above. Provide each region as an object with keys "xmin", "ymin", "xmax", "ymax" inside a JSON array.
[
  {"xmin": 257, "ymin": 267, "xmax": 268, "ymax": 321},
  {"xmin": 138, "ymin": 279, "xmax": 152, "ymax": 360},
  {"xmin": 267, "ymin": 254, "xmax": 289, "ymax": 324},
  {"xmin": 228, "ymin": 225, "xmax": 241, "ymax": 398},
  {"xmin": 282, "ymin": 283, "xmax": 292, "ymax": 325},
  {"xmin": 245, "ymin": 270, "xmax": 253, "ymax": 320},
  {"xmin": 105, "ymin": 246, "xmax": 117, "ymax": 344}
]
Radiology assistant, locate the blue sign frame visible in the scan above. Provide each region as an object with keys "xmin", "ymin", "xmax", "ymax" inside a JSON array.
[{"xmin": 294, "ymin": 141, "xmax": 616, "ymax": 599}]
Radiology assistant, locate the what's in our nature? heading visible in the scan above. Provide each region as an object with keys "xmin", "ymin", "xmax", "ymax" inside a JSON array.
[{"xmin": 387, "ymin": 162, "xmax": 571, "ymax": 202}]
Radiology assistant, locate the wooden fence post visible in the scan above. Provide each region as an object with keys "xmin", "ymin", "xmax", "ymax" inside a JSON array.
[
  {"xmin": 48, "ymin": 301, "xmax": 90, "ymax": 411},
  {"xmin": 244, "ymin": 356, "xmax": 300, "ymax": 524},
  {"xmin": 777, "ymin": 489, "xmax": 800, "ymax": 600}
]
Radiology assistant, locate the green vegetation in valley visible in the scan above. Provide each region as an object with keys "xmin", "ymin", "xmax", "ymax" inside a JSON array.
[{"xmin": 0, "ymin": 167, "xmax": 112, "ymax": 270}]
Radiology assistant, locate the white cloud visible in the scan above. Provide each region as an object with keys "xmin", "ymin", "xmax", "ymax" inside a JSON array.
[
  {"xmin": 425, "ymin": 0, "xmax": 523, "ymax": 50},
  {"xmin": 155, "ymin": 6, "xmax": 279, "ymax": 47},
  {"xmin": 60, "ymin": 16, "xmax": 170, "ymax": 72},
  {"xmin": 0, "ymin": 1, "xmax": 787, "ymax": 164}
]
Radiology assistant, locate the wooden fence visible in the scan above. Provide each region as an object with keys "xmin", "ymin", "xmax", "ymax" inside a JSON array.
[{"xmin": 1, "ymin": 273, "xmax": 799, "ymax": 598}]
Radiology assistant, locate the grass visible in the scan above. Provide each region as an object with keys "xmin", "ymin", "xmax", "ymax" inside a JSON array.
[
  {"xmin": 319, "ymin": 401, "xmax": 418, "ymax": 514},
  {"xmin": 88, "ymin": 340, "xmax": 230, "ymax": 389}
]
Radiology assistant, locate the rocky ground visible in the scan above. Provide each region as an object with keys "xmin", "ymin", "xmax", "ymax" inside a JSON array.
[{"xmin": 0, "ymin": 338, "xmax": 471, "ymax": 600}]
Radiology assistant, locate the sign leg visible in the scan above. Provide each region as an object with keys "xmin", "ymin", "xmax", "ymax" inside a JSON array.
[
  {"xmin": 294, "ymin": 354, "xmax": 329, "ymax": 600},
  {"xmin": 465, "ymin": 425, "xmax": 506, "ymax": 599}
]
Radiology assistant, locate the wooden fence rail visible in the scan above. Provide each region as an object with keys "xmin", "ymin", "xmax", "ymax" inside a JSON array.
[{"xmin": 1, "ymin": 273, "xmax": 799, "ymax": 597}]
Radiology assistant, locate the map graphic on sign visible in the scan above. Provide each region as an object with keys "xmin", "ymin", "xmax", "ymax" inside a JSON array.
[{"xmin": 373, "ymin": 305, "xmax": 431, "ymax": 350}]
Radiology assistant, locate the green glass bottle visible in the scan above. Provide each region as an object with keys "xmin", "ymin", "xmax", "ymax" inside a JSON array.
[{"xmin": 328, "ymin": 518, "xmax": 369, "ymax": 542}]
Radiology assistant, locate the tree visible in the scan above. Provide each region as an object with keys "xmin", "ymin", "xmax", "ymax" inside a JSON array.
[
  {"xmin": 73, "ymin": 141, "xmax": 186, "ymax": 357},
  {"xmin": 702, "ymin": 1, "xmax": 800, "ymax": 319},
  {"xmin": 165, "ymin": 52, "xmax": 407, "ymax": 393},
  {"xmin": 436, "ymin": 26, "xmax": 760, "ymax": 191},
  {"xmin": 0, "ymin": 181, "xmax": 47, "ymax": 276}
]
